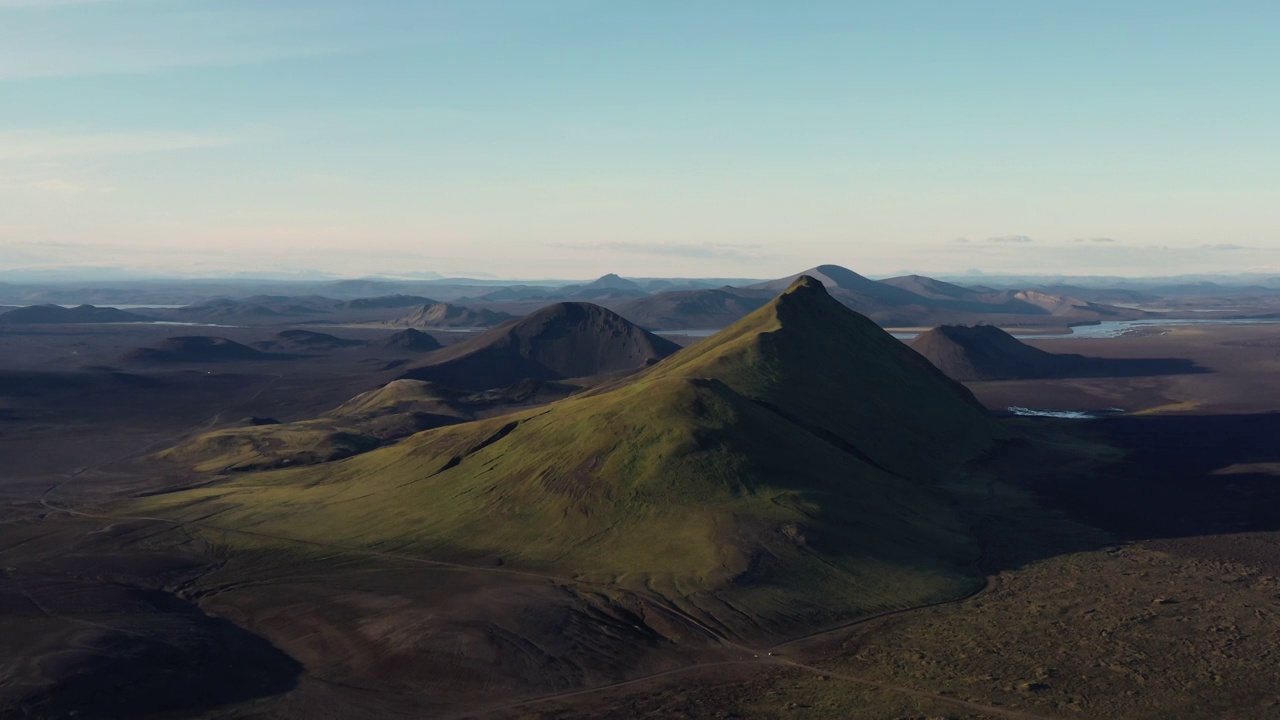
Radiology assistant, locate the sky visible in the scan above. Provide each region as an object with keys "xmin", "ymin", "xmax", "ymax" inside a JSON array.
[{"xmin": 1, "ymin": 0, "xmax": 1277, "ymax": 280}]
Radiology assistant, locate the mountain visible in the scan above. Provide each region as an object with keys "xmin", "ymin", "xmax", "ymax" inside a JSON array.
[
  {"xmin": 0, "ymin": 304, "xmax": 154, "ymax": 325},
  {"xmin": 910, "ymin": 325, "xmax": 1068, "ymax": 381},
  {"xmin": 879, "ymin": 274, "xmax": 984, "ymax": 301},
  {"xmin": 616, "ymin": 265, "xmax": 956, "ymax": 332},
  {"xmin": 764, "ymin": 265, "xmax": 1147, "ymax": 324},
  {"xmin": 251, "ymin": 329, "xmax": 365, "ymax": 352},
  {"xmin": 384, "ymin": 303, "xmax": 515, "ymax": 329},
  {"xmin": 399, "ymin": 302, "xmax": 679, "ymax": 391},
  {"xmin": 612, "ymin": 287, "xmax": 772, "ymax": 330},
  {"xmin": 119, "ymin": 337, "xmax": 275, "ymax": 365},
  {"xmin": 911, "ymin": 324, "xmax": 1204, "ymax": 381},
  {"xmin": 611, "ymin": 265, "xmax": 937, "ymax": 331},
  {"xmin": 139, "ymin": 277, "xmax": 997, "ymax": 637},
  {"xmin": 560, "ymin": 273, "xmax": 649, "ymax": 300},
  {"xmin": 752, "ymin": 264, "xmax": 928, "ymax": 307},
  {"xmin": 1007, "ymin": 290, "xmax": 1135, "ymax": 318},
  {"xmin": 369, "ymin": 328, "xmax": 444, "ymax": 352}
]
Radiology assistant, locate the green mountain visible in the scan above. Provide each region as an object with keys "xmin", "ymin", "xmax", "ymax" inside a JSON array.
[{"xmin": 138, "ymin": 277, "xmax": 997, "ymax": 637}]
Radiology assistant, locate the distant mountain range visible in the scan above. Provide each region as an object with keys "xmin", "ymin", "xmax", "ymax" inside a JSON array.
[
  {"xmin": 606, "ymin": 264, "xmax": 1148, "ymax": 330},
  {"xmin": 0, "ymin": 304, "xmax": 155, "ymax": 325},
  {"xmin": 7, "ymin": 263, "xmax": 1280, "ymax": 332}
]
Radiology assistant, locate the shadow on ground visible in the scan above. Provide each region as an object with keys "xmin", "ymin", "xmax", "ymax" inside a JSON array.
[
  {"xmin": 1014, "ymin": 413, "xmax": 1280, "ymax": 545},
  {"xmin": 3, "ymin": 577, "xmax": 302, "ymax": 719}
]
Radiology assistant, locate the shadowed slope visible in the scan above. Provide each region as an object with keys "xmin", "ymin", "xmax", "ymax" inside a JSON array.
[
  {"xmin": 642, "ymin": 276, "xmax": 993, "ymax": 480},
  {"xmin": 140, "ymin": 278, "xmax": 997, "ymax": 637},
  {"xmin": 612, "ymin": 287, "xmax": 771, "ymax": 330},
  {"xmin": 911, "ymin": 325, "xmax": 1064, "ymax": 381},
  {"xmin": 119, "ymin": 337, "xmax": 275, "ymax": 365},
  {"xmin": 912, "ymin": 325, "xmax": 1205, "ymax": 381},
  {"xmin": 369, "ymin": 328, "xmax": 444, "ymax": 352},
  {"xmin": 252, "ymin": 330, "xmax": 364, "ymax": 352},
  {"xmin": 879, "ymin": 274, "xmax": 982, "ymax": 300},
  {"xmin": 399, "ymin": 302, "xmax": 679, "ymax": 391}
]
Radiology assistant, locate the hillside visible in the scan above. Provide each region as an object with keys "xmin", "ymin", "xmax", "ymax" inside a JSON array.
[
  {"xmin": 1010, "ymin": 290, "xmax": 1135, "ymax": 318},
  {"xmin": 119, "ymin": 337, "xmax": 274, "ymax": 365},
  {"xmin": 160, "ymin": 378, "xmax": 581, "ymax": 472},
  {"xmin": 139, "ymin": 277, "xmax": 998, "ymax": 637},
  {"xmin": 369, "ymin": 328, "xmax": 443, "ymax": 352},
  {"xmin": 398, "ymin": 302, "xmax": 680, "ymax": 391},
  {"xmin": 0, "ymin": 304, "xmax": 154, "ymax": 324},
  {"xmin": 911, "ymin": 324, "xmax": 1202, "ymax": 381},
  {"xmin": 384, "ymin": 302, "xmax": 514, "ymax": 328},
  {"xmin": 880, "ymin": 274, "xmax": 984, "ymax": 300},
  {"xmin": 612, "ymin": 287, "xmax": 771, "ymax": 329},
  {"xmin": 252, "ymin": 330, "xmax": 364, "ymax": 352},
  {"xmin": 910, "ymin": 325, "xmax": 1068, "ymax": 381}
]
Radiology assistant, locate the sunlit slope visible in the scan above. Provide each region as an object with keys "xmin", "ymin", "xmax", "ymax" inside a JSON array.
[
  {"xmin": 640, "ymin": 275, "xmax": 992, "ymax": 479},
  {"xmin": 138, "ymin": 277, "xmax": 997, "ymax": 631}
]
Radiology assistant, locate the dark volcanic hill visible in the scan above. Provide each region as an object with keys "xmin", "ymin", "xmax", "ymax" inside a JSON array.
[
  {"xmin": 0, "ymin": 304, "xmax": 154, "ymax": 324},
  {"xmin": 910, "ymin": 325, "xmax": 1067, "ymax": 380},
  {"xmin": 370, "ymin": 329, "xmax": 444, "ymax": 352},
  {"xmin": 399, "ymin": 302, "xmax": 680, "ymax": 390},
  {"xmin": 119, "ymin": 337, "xmax": 274, "ymax": 365},
  {"xmin": 910, "ymin": 324, "xmax": 1204, "ymax": 381},
  {"xmin": 386, "ymin": 303, "xmax": 515, "ymax": 329},
  {"xmin": 151, "ymin": 277, "xmax": 997, "ymax": 638},
  {"xmin": 560, "ymin": 273, "xmax": 648, "ymax": 300},
  {"xmin": 252, "ymin": 330, "xmax": 365, "ymax": 352}
]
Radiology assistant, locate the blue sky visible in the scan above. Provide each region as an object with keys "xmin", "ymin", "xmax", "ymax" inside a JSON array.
[{"xmin": 1, "ymin": 0, "xmax": 1277, "ymax": 278}]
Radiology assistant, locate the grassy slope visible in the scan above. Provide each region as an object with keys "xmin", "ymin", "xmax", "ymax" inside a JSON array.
[{"xmin": 137, "ymin": 278, "xmax": 998, "ymax": 635}]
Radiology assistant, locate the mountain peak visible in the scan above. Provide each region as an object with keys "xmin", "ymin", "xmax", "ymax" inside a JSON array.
[{"xmin": 783, "ymin": 274, "xmax": 828, "ymax": 295}]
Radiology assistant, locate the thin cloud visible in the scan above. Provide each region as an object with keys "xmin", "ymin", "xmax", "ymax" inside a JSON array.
[
  {"xmin": 988, "ymin": 235, "xmax": 1035, "ymax": 243},
  {"xmin": 1073, "ymin": 237, "xmax": 1117, "ymax": 243},
  {"xmin": 0, "ymin": 130, "xmax": 232, "ymax": 160}
]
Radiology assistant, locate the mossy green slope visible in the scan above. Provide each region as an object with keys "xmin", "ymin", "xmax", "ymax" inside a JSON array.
[{"xmin": 138, "ymin": 277, "xmax": 997, "ymax": 635}]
